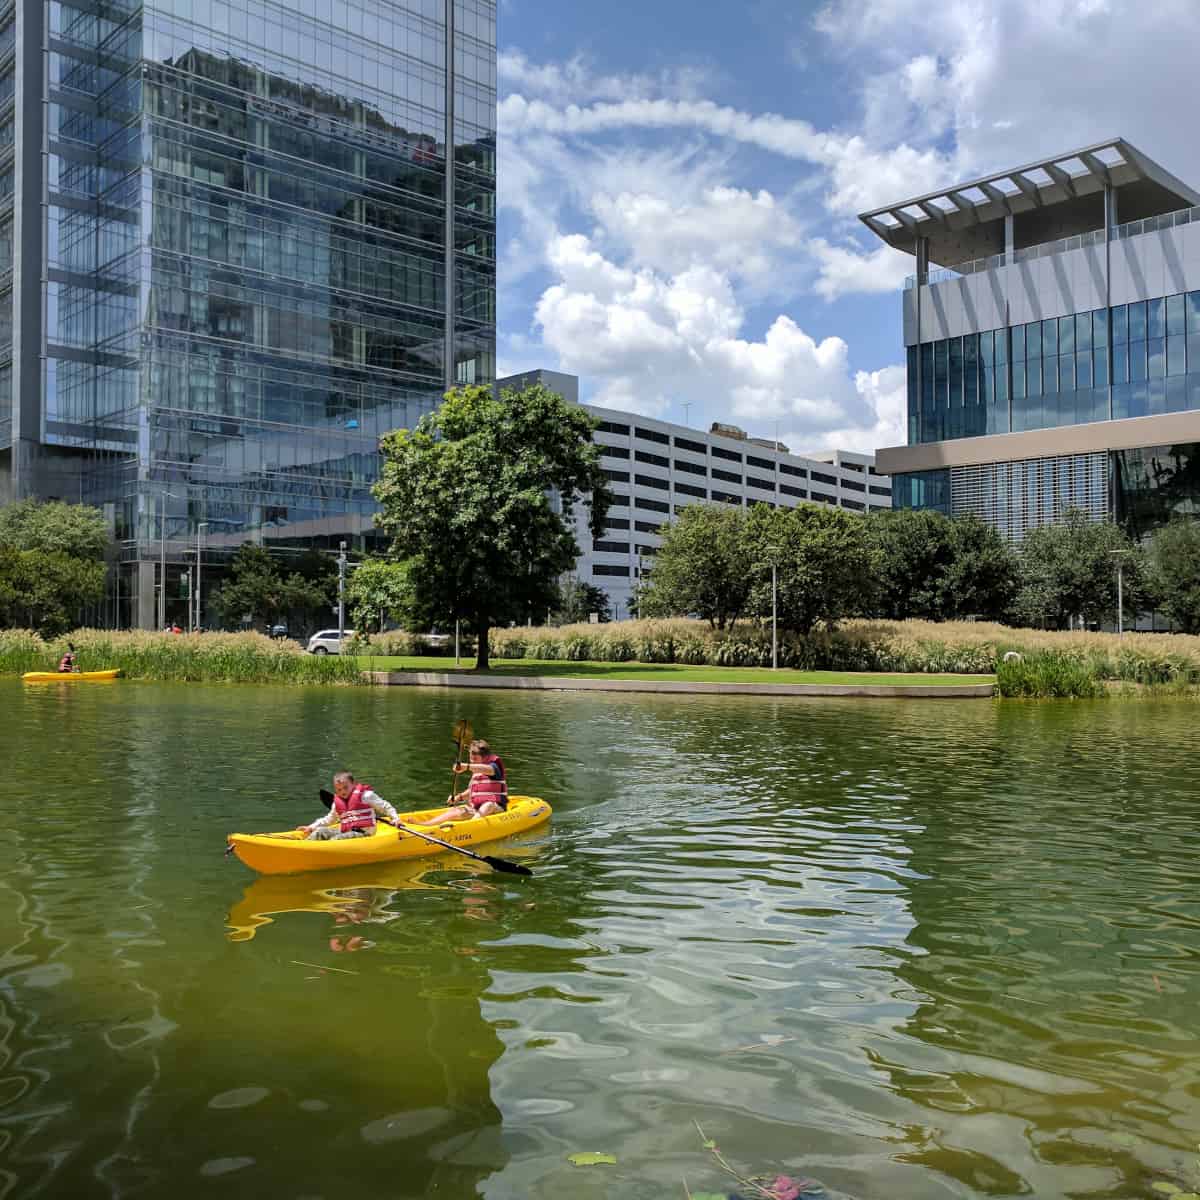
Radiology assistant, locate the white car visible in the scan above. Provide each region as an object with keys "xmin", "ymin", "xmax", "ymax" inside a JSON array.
[{"xmin": 307, "ymin": 629, "xmax": 354, "ymax": 654}]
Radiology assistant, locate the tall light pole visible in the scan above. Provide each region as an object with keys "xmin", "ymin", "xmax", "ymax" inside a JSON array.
[
  {"xmin": 195, "ymin": 521, "xmax": 207, "ymax": 631},
  {"xmin": 337, "ymin": 540, "xmax": 347, "ymax": 643},
  {"xmin": 1111, "ymin": 548, "xmax": 1132, "ymax": 635},
  {"xmin": 157, "ymin": 490, "xmax": 179, "ymax": 630},
  {"xmin": 767, "ymin": 544, "xmax": 780, "ymax": 670}
]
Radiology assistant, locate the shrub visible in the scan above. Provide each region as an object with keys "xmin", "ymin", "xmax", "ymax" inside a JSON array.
[{"xmin": 996, "ymin": 651, "xmax": 1106, "ymax": 699}]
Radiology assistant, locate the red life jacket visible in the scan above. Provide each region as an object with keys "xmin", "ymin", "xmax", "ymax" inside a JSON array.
[
  {"xmin": 333, "ymin": 783, "xmax": 377, "ymax": 833},
  {"xmin": 468, "ymin": 755, "xmax": 507, "ymax": 810},
  {"xmin": 58, "ymin": 654, "xmax": 75, "ymax": 673}
]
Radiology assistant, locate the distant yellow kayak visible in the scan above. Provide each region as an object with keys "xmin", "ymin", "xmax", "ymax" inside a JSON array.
[
  {"xmin": 22, "ymin": 669, "xmax": 122, "ymax": 683},
  {"xmin": 227, "ymin": 795, "xmax": 552, "ymax": 875}
]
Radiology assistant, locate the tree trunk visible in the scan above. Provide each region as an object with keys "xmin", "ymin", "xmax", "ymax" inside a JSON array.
[{"xmin": 475, "ymin": 619, "xmax": 490, "ymax": 670}]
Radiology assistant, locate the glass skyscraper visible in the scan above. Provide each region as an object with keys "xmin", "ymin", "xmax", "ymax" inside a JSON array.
[{"xmin": 0, "ymin": 0, "xmax": 495, "ymax": 625}]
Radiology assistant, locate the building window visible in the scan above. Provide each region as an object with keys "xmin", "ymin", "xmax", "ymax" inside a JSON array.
[
  {"xmin": 812, "ymin": 470, "xmax": 838, "ymax": 486},
  {"xmin": 602, "ymin": 468, "xmax": 630, "ymax": 483},
  {"xmin": 598, "ymin": 421, "xmax": 630, "ymax": 435},
  {"xmin": 608, "ymin": 491, "xmax": 629, "ymax": 506},
  {"xmin": 841, "ymin": 461, "xmax": 864, "ymax": 472},
  {"xmin": 842, "ymin": 477, "xmax": 866, "ymax": 492},
  {"xmin": 712, "ymin": 468, "xmax": 742, "ymax": 485},
  {"xmin": 634, "ymin": 519, "xmax": 661, "ymax": 533},
  {"xmin": 635, "ymin": 426, "xmax": 670, "ymax": 445},
  {"xmin": 593, "ymin": 563, "xmax": 630, "ymax": 577},
  {"xmin": 674, "ymin": 435, "xmax": 706, "ymax": 454},
  {"xmin": 747, "ymin": 454, "xmax": 774, "ymax": 470},
  {"xmin": 635, "ymin": 473, "xmax": 669, "ymax": 491},
  {"xmin": 747, "ymin": 475, "xmax": 774, "ymax": 491},
  {"xmin": 593, "ymin": 540, "xmax": 629, "ymax": 553},
  {"xmin": 635, "ymin": 449, "xmax": 669, "ymax": 467},
  {"xmin": 636, "ymin": 496, "xmax": 669, "ymax": 513},
  {"xmin": 711, "ymin": 445, "xmax": 742, "ymax": 463},
  {"xmin": 674, "ymin": 458, "xmax": 706, "ymax": 476},
  {"xmin": 675, "ymin": 481, "xmax": 706, "ymax": 499},
  {"xmin": 602, "ymin": 518, "xmax": 630, "ymax": 530},
  {"xmin": 637, "ymin": 543, "xmax": 658, "ymax": 556},
  {"xmin": 711, "ymin": 490, "xmax": 741, "ymax": 504},
  {"xmin": 780, "ymin": 483, "xmax": 806, "ymax": 498},
  {"xmin": 869, "ymin": 484, "xmax": 891, "ymax": 497},
  {"xmin": 811, "ymin": 491, "xmax": 836, "ymax": 505},
  {"xmin": 780, "ymin": 462, "xmax": 806, "ymax": 478},
  {"xmin": 841, "ymin": 498, "xmax": 865, "ymax": 511},
  {"xmin": 601, "ymin": 445, "xmax": 629, "ymax": 459}
]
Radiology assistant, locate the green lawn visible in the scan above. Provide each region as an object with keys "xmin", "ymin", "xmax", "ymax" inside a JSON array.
[{"xmin": 353, "ymin": 655, "xmax": 994, "ymax": 687}]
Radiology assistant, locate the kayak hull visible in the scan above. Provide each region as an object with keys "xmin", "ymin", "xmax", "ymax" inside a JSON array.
[
  {"xmin": 22, "ymin": 669, "xmax": 122, "ymax": 683},
  {"xmin": 227, "ymin": 795, "xmax": 551, "ymax": 875}
]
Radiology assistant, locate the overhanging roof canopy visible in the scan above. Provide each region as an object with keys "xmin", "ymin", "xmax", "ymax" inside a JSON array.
[{"xmin": 859, "ymin": 138, "xmax": 1200, "ymax": 269}]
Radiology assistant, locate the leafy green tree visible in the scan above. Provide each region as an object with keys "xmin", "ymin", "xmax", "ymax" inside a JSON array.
[
  {"xmin": 1144, "ymin": 520, "xmax": 1200, "ymax": 633},
  {"xmin": 746, "ymin": 502, "xmax": 877, "ymax": 634},
  {"xmin": 373, "ymin": 383, "xmax": 611, "ymax": 669},
  {"xmin": 551, "ymin": 577, "xmax": 611, "ymax": 625},
  {"xmin": 1013, "ymin": 509, "xmax": 1137, "ymax": 629},
  {"xmin": 0, "ymin": 498, "xmax": 110, "ymax": 560},
  {"xmin": 0, "ymin": 544, "xmax": 107, "ymax": 635},
  {"xmin": 0, "ymin": 498, "xmax": 110, "ymax": 633},
  {"xmin": 347, "ymin": 557, "xmax": 417, "ymax": 632},
  {"xmin": 638, "ymin": 505, "xmax": 751, "ymax": 629},
  {"xmin": 210, "ymin": 543, "xmax": 331, "ymax": 630},
  {"xmin": 942, "ymin": 515, "xmax": 1019, "ymax": 620},
  {"xmin": 868, "ymin": 509, "xmax": 956, "ymax": 619}
]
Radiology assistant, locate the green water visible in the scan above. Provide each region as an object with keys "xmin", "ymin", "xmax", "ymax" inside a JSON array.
[{"xmin": 2, "ymin": 681, "xmax": 1199, "ymax": 1200}]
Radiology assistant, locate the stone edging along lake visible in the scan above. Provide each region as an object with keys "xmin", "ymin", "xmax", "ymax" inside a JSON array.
[{"xmin": 363, "ymin": 670, "xmax": 995, "ymax": 699}]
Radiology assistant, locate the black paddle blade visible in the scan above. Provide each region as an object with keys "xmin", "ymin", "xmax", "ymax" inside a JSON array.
[
  {"xmin": 483, "ymin": 856, "xmax": 533, "ymax": 877},
  {"xmin": 319, "ymin": 788, "xmax": 334, "ymax": 808}
]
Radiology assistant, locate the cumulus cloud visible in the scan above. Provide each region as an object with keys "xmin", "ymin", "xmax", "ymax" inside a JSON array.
[
  {"xmin": 533, "ymin": 233, "xmax": 879, "ymax": 435},
  {"xmin": 808, "ymin": 237, "xmax": 914, "ymax": 300}
]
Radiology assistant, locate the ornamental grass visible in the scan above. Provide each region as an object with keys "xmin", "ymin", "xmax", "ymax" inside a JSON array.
[{"xmin": 0, "ymin": 628, "xmax": 362, "ymax": 684}]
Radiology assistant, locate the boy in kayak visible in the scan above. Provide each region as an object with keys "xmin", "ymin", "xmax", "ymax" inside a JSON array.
[
  {"xmin": 57, "ymin": 643, "xmax": 79, "ymax": 673},
  {"xmin": 412, "ymin": 739, "xmax": 508, "ymax": 826},
  {"xmin": 298, "ymin": 771, "xmax": 400, "ymax": 840}
]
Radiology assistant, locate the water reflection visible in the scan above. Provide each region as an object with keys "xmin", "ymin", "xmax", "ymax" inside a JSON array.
[{"xmin": 2, "ymin": 683, "xmax": 1200, "ymax": 1199}]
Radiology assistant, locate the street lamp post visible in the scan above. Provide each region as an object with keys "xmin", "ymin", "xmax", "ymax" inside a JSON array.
[
  {"xmin": 1111, "ymin": 548, "xmax": 1132, "ymax": 635},
  {"xmin": 157, "ymin": 490, "xmax": 179, "ymax": 630},
  {"xmin": 337, "ymin": 540, "xmax": 347, "ymax": 643},
  {"xmin": 771, "ymin": 560, "xmax": 778, "ymax": 670},
  {"xmin": 195, "ymin": 522, "xmax": 207, "ymax": 631}
]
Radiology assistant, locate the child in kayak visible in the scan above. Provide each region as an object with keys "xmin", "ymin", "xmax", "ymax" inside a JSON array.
[
  {"xmin": 57, "ymin": 643, "xmax": 79, "ymax": 673},
  {"xmin": 298, "ymin": 771, "xmax": 400, "ymax": 840},
  {"xmin": 413, "ymin": 739, "xmax": 508, "ymax": 826}
]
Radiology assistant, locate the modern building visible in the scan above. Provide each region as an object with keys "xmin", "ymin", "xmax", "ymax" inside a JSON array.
[
  {"xmin": 862, "ymin": 138, "xmax": 1200, "ymax": 541},
  {"xmin": 498, "ymin": 370, "xmax": 891, "ymax": 618},
  {"xmin": 0, "ymin": 0, "xmax": 495, "ymax": 626}
]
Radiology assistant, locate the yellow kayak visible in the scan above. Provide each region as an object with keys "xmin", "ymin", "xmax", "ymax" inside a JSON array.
[
  {"xmin": 22, "ymin": 669, "xmax": 122, "ymax": 683},
  {"xmin": 227, "ymin": 795, "xmax": 551, "ymax": 875}
]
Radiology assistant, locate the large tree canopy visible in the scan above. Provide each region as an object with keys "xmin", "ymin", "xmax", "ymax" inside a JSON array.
[
  {"xmin": 1144, "ymin": 520, "xmax": 1200, "ymax": 633},
  {"xmin": 373, "ymin": 383, "xmax": 611, "ymax": 668},
  {"xmin": 209, "ymin": 543, "xmax": 333, "ymax": 631},
  {"xmin": 0, "ymin": 499, "xmax": 109, "ymax": 634},
  {"xmin": 639, "ymin": 504, "xmax": 751, "ymax": 630}
]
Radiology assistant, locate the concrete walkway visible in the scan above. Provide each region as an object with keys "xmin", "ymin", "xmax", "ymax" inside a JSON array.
[{"xmin": 363, "ymin": 670, "xmax": 995, "ymax": 699}]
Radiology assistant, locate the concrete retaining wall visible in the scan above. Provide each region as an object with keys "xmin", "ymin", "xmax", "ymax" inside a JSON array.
[{"xmin": 363, "ymin": 671, "xmax": 995, "ymax": 699}]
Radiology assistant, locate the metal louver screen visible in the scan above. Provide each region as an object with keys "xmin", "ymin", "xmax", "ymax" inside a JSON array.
[{"xmin": 950, "ymin": 452, "xmax": 1109, "ymax": 541}]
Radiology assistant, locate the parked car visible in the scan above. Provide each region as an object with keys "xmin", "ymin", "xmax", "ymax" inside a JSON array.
[{"xmin": 307, "ymin": 629, "xmax": 354, "ymax": 655}]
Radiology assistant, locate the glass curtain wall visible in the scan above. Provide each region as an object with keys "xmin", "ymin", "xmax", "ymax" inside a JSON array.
[
  {"xmin": 44, "ymin": 0, "xmax": 495, "ymax": 621},
  {"xmin": 907, "ymin": 292, "xmax": 1200, "ymax": 446}
]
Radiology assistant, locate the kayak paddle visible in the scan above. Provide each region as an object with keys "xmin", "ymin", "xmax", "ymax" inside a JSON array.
[
  {"xmin": 450, "ymin": 716, "xmax": 472, "ymax": 802},
  {"xmin": 318, "ymin": 789, "xmax": 532, "ymax": 877}
]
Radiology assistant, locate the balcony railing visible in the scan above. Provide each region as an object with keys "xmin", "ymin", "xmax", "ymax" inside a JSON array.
[{"xmin": 904, "ymin": 205, "xmax": 1200, "ymax": 289}]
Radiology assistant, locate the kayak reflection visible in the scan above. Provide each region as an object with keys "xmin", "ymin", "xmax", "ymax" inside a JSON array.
[{"xmin": 225, "ymin": 858, "xmax": 447, "ymax": 942}]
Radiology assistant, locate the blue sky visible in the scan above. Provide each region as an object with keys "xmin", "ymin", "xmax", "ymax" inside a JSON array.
[{"xmin": 495, "ymin": 0, "xmax": 1200, "ymax": 453}]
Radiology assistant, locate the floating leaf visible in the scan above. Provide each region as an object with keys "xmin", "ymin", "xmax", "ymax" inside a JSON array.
[
  {"xmin": 1152, "ymin": 1184, "xmax": 1181, "ymax": 1196},
  {"xmin": 566, "ymin": 1152, "xmax": 616, "ymax": 1167}
]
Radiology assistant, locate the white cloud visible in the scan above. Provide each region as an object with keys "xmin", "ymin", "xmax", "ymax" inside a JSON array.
[
  {"xmin": 808, "ymin": 237, "xmax": 913, "ymax": 300},
  {"xmin": 534, "ymin": 233, "xmax": 880, "ymax": 437},
  {"xmin": 791, "ymin": 365, "xmax": 908, "ymax": 455}
]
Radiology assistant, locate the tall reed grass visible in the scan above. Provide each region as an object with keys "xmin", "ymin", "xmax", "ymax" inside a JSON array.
[
  {"xmin": 0, "ymin": 629, "xmax": 362, "ymax": 684},
  {"xmin": 488, "ymin": 617, "xmax": 1200, "ymax": 698}
]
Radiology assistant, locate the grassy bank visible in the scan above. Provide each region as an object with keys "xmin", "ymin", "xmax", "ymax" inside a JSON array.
[
  {"xmin": 0, "ymin": 629, "xmax": 362, "ymax": 685},
  {"xmin": 354, "ymin": 655, "xmax": 993, "ymax": 687},
  {"xmin": 364, "ymin": 618, "xmax": 1200, "ymax": 699}
]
